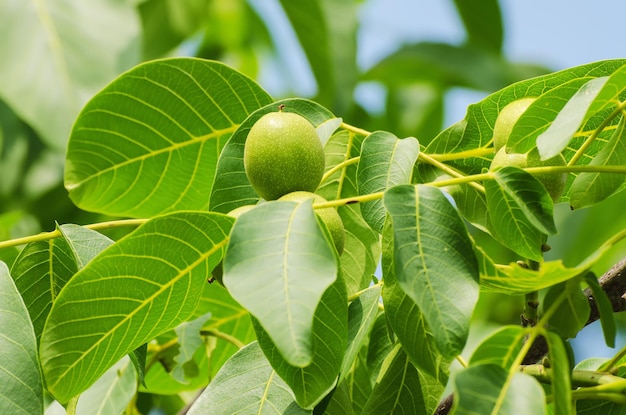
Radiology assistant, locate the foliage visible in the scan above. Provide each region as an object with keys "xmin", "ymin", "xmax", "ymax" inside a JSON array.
[{"xmin": 1, "ymin": 1, "xmax": 626, "ymax": 415}]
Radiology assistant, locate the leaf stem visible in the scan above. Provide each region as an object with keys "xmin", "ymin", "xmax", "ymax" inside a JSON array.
[
  {"xmin": 347, "ymin": 281, "xmax": 383, "ymax": 303},
  {"xmin": 65, "ymin": 396, "xmax": 79, "ymax": 415},
  {"xmin": 0, "ymin": 218, "xmax": 147, "ymax": 249},
  {"xmin": 418, "ymin": 153, "xmax": 486, "ymax": 193},
  {"xmin": 568, "ymin": 100, "xmax": 626, "ymax": 166},
  {"xmin": 427, "ymin": 147, "xmax": 494, "ymax": 162},
  {"xmin": 321, "ymin": 156, "xmax": 360, "ymax": 184},
  {"xmin": 200, "ymin": 329, "xmax": 246, "ymax": 349},
  {"xmin": 340, "ymin": 122, "xmax": 372, "ymax": 137}
]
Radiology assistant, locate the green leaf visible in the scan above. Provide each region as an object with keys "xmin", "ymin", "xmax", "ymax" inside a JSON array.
[
  {"xmin": 0, "ymin": 0, "xmax": 141, "ymax": 148},
  {"xmin": 10, "ymin": 224, "xmax": 112, "ymax": 344},
  {"xmin": 209, "ymin": 98, "xmax": 334, "ymax": 213},
  {"xmin": 361, "ymin": 344, "xmax": 433, "ymax": 415},
  {"xmin": 424, "ymin": 60, "xmax": 625, "ymax": 174},
  {"xmin": 187, "ymin": 342, "xmax": 310, "ymax": 415},
  {"xmin": 318, "ymin": 129, "xmax": 380, "ymax": 295},
  {"xmin": 535, "ymin": 77, "xmax": 608, "ymax": 160},
  {"xmin": 337, "ymin": 205, "xmax": 381, "ymax": 295},
  {"xmin": 491, "ymin": 167, "xmax": 556, "ymax": 234},
  {"xmin": 383, "ymin": 184, "xmax": 480, "ymax": 358},
  {"xmin": 543, "ymin": 279, "xmax": 589, "ymax": 339},
  {"xmin": 453, "ymin": 365, "xmax": 546, "ymax": 415},
  {"xmin": 10, "ymin": 233, "xmax": 77, "ymax": 344},
  {"xmin": 171, "ymin": 312, "xmax": 213, "ymax": 383},
  {"xmin": 452, "ymin": 0, "xmax": 503, "ymax": 52},
  {"xmin": 469, "ymin": 326, "xmax": 527, "ymax": 369},
  {"xmin": 357, "ymin": 131, "xmax": 419, "ymax": 233},
  {"xmin": 0, "ymin": 261, "xmax": 43, "ymax": 415},
  {"xmin": 279, "ymin": 0, "xmax": 358, "ymax": 113},
  {"xmin": 366, "ymin": 313, "xmax": 395, "ymax": 387},
  {"xmin": 224, "ymin": 200, "xmax": 337, "ymax": 367},
  {"xmin": 485, "ymin": 167, "xmax": 550, "ymax": 261},
  {"xmin": 584, "ymin": 272, "xmax": 616, "ymax": 348},
  {"xmin": 65, "ymin": 58, "xmax": 271, "ymax": 218},
  {"xmin": 40, "ymin": 211, "xmax": 232, "ymax": 403},
  {"xmin": 129, "ymin": 344, "xmax": 147, "ymax": 387},
  {"xmin": 339, "ymin": 284, "xmax": 381, "ymax": 382},
  {"xmin": 253, "ymin": 276, "xmax": 348, "ymax": 410},
  {"xmin": 322, "ymin": 377, "xmax": 354, "ymax": 415},
  {"xmin": 544, "ymin": 331, "xmax": 573, "ymax": 415},
  {"xmin": 75, "ymin": 356, "xmax": 137, "ymax": 415},
  {"xmin": 382, "ymin": 218, "xmax": 449, "ymax": 382},
  {"xmin": 194, "ymin": 282, "xmax": 255, "ymax": 378},
  {"xmin": 139, "ymin": 0, "xmax": 210, "ymax": 59},
  {"xmin": 58, "ymin": 224, "xmax": 115, "ymax": 269},
  {"xmin": 363, "ymin": 42, "xmax": 548, "ymax": 92},
  {"xmin": 570, "ymin": 114, "xmax": 626, "ymax": 209}
]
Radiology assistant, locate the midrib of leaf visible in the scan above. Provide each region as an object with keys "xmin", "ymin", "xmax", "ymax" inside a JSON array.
[
  {"xmin": 257, "ymin": 370, "xmax": 276, "ymax": 415},
  {"xmin": 412, "ymin": 190, "xmax": 452, "ymax": 350},
  {"xmin": 283, "ymin": 205, "xmax": 301, "ymax": 352},
  {"xmin": 66, "ymin": 124, "xmax": 237, "ymax": 191},
  {"xmin": 32, "ymin": 0, "xmax": 76, "ymax": 109},
  {"xmin": 47, "ymin": 236, "xmax": 229, "ymax": 391},
  {"xmin": 207, "ymin": 309, "xmax": 249, "ymax": 329}
]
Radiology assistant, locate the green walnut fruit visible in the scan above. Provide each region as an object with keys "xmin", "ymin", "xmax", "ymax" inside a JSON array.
[
  {"xmin": 279, "ymin": 191, "xmax": 345, "ymax": 255},
  {"xmin": 493, "ymin": 97, "xmax": 537, "ymax": 152},
  {"xmin": 210, "ymin": 204, "xmax": 256, "ymax": 286},
  {"xmin": 244, "ymin": 110, "xmax": 325, "ymax": 200},
  {"xmin": 490, "ymin": 147, "xmax": 567, "ymax": 202}
]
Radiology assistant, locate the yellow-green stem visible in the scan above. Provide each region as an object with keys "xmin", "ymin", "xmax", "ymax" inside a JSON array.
[
  {"xmin": 0, "ymin": 218, "xmax": 147, "ymax": 249},
  {"xmin": 201, "ymin": 329, "xmax": 246, "ymax": 349},
  {"xmin": 569, "ymin": 100, "xmax": 626, "ymax": 166},
  {"xmin": 341, "ymin": 122, "xmax": 372, "ymax": 137},
  {"xmin": 347, "ymin": 280, "xmax": 383, "ymax": 303},
  {"xmin": 321, "ymin": 156, "xmax": 360, "ymax": 184},
  {"xmin": 418, "ymin": 153, "xmax": 486, "ymax": 193},
  {"xmin": 428, "ymin": 147, "xmax": 495, "ymax": 162}
]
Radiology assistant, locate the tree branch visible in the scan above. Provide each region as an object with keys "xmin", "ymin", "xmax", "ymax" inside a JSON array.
[{"xmin": 434, "ymin": 257, "xmax": 626, "ymax": 415}]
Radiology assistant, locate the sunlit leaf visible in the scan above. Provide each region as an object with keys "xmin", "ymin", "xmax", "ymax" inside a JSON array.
[
  {"xmin": 384, "ymin": 185, "xmax": 479, "ymax": 358},
  {"xmin": 254, "ymin": 276, "xmax": 347, "ymax": 410},
  {"xmin": 318, "ymin": 130, "xmax": 380, "ymax": 295},
  {"xmin": 0, "ymin": 0, "xmax": 141, "ymax": 148},
  {"xmin": 65, "ymin": 58, "xmax": 271, "ymax": 217},
  {"xmin": 453, "ymin": 364, "xmax": 546, "ymax": 415},
  {"xmin": 366, "ymin": 313, "xmax": 394, "ymax": 387},
  {"xmin": 570, "ymin": 115, "xmax": 626, "ymax": 209},
  {"xmin": 224, "ymin": 200, "xmax": 337, "ymax": 367},
  {"xmin": 535, "ymin": 77, "xmax": 608, "ymax": 159},
  {"xmin": 40, "ymin": 212, "xmax": 232, "ymax": 403},
  {"xmin": 0, "ymin": 261, "xmax": 43, "ymax": 415},
  {"xmin": 187, "ymin": 342, "xmax": 310, "ymax": 415},
  {"xmin": 382, "ymin": 218, "xmax": 449, "ymax": 382},
  {"xmin": 357, "ymin": 131, "xmax": 419, "ymax": 233},
  {"xmin": 10, "ymin": 224, "xmax": 113, "ymax": 345},
  {"xmin": 209, "ymin": 98, "xmax": 334, "ymax": 213}
]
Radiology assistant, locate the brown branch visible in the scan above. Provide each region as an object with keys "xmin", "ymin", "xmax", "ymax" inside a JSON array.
[{"xmin": 434, "ymin": 257, "xmax": 626, "ymax": 415}]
